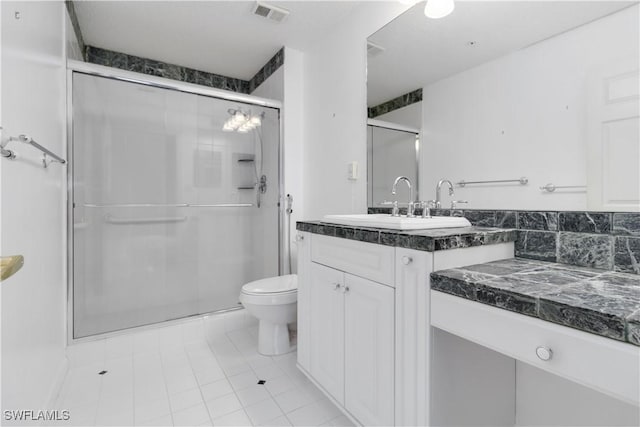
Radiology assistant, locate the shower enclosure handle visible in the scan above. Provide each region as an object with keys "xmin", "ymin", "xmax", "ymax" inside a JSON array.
[{"xmin": 104, "ymin": 214, "xmax": 188, "ymax": 224}]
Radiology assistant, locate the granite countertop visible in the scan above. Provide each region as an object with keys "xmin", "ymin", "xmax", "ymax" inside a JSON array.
[
  {"xmin": 430, "ymin": 258, "xmax": 640, "ymax": 346},
  {"xmin": 296, "ymin": 220, "xmax": 516, "ymax": 252}
]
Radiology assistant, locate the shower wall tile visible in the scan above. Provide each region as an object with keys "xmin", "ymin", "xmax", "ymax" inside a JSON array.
[
  {"xmin": 84, "ymin": 45, "xmax": 284, "ymax": 95},
  {"xmin": 183, "ymin": 68, "xmax": 198, "ymax": 85},
  {"xmin": 111, "ymin": 51, "xmax": 129, "ymax": 70},
  {"xmin": 368, "ymin": 88, "xmax": 422, "ymax": 119},
  {"xmin": 127, "ymin": 55, "xmax": 146, "ymax": 74},
  {"xmin": 86, "ymin": 46, "xmax": 110, "ymax": 66}
]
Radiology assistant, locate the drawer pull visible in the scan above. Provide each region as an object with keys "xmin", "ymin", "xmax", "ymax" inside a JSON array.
[
  {"xmin": 296, "ymin": 234, "xmax": 304, "ymax": 241},
  {"xmin": 402, "ymin": 256, "xmax": 413, "ymax": 265},
  {"xmin": 536, "ymin": 346, "xmax": 553, "ymax": 361},
  {"xmin": 333, "ymin": 283, "xmax": 341, "ymax": 291},
  {"xmin": 343, "ymin": 286, "xmax": 350, "ymax": 293}
]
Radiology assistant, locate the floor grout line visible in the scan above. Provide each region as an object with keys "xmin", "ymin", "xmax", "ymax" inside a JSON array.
[{"xmin": 58, "ymin": 316, "xmax": 348, "ymax": 427}]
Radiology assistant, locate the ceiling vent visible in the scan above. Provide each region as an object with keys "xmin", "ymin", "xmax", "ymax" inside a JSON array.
[
  {"xmin": 367, "ymin": 41, "xmax": 386, "ymax": 58},
  {"xmin": 253, "ymin": 2, "xmax": 290, "ymax": 23}
]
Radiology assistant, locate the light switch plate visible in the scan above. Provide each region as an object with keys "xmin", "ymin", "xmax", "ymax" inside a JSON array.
[{"xmin": 348, "ymin": 161, "xmax": 358, "ymax": 180}]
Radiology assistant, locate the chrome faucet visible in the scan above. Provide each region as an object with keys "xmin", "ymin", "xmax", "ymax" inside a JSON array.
[
  {"xmin": 435, "ymin": 179, "xmax": 454, "ymax": 209},
  {"xmin": 392, "ymin": 176, "xmax": 415, "ymax": 217}
]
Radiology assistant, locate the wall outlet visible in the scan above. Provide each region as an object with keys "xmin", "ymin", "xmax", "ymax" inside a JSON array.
[{"xmin": 348, "ymin": 161, "xmax": 358, "ymax": 180}]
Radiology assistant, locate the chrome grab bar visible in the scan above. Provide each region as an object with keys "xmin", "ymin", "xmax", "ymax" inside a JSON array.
[
  {"xmin": 85, "ymin": 203, "xmax": 189, "ymax": 208},
  {"xmin": 1, "ymin": 132, "xmax": 66, "ymax": 167},
  {"xmin": 104, "ymin": 214, "xmax": 188, "ymax": 224},
  {"xmin": 84, "ymin": 203, "xmax": 253, "ymax": 208},
  {"xmin": 456, "ymin": 177, "xmax": 528, "ymax": 187}
]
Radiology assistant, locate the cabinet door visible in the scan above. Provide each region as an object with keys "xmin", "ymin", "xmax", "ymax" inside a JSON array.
[
  {"xmin": 309, "ymin": 262, "xmax": 345, "ymax": 404},
  {"xmin": 587, "ymin": 59, "xmax": 640, "ymax": 211},
  {"xmin": 296, "ymin": 232, "xmax": 311, "ymax": 371},
  {"xmin": 344, "ymin": 274, "xmax": 394, "ymax": 426}
]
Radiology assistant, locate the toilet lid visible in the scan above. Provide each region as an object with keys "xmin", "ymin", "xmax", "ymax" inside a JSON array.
[{"xmin": 242, "ymin": 274, "xmax": 298, "ymax": 295}]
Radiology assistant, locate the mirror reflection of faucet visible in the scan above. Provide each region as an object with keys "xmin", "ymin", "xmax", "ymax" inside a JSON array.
[{"xmin": 435, "ymin": 179, "xmax": 455, "ymax": 209}]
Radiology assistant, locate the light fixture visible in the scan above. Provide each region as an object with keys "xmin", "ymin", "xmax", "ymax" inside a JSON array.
[
  {"xmin": 223, "ymin": 108, "xmax": 264, "ymax": 133},
  {"xmin": 424, "ymin": 0, "xmax": 455, "ymax": 19}
]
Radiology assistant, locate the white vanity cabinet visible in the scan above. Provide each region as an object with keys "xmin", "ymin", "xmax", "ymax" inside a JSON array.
[
  {"xmin": 301, "ymin": 235, "xmax": 395, "ymax": 426},
  {"xmin": 296, "ymin": 230, "xmax": 515, "ymax": 427}
]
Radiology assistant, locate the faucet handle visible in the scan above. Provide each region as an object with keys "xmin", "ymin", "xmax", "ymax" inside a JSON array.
[
  {"xmin": 391, "ymin": 201, "xmax": 400, "ymax": 217},
  {"xmin": 407, "ymin": 201, "xmax": 416, "ymax": 218},
  {"xmin": 419, "ymin": 201, "xmax": 434, "ymax": 218},
  {"xmin": 451, "ymin": 200, "xmax": 468, "ymax": 210}
]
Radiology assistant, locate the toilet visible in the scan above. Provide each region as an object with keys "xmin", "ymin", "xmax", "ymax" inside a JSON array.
[{"xmin": 239, "ymin": 274, "xmax": 298, "ymax": 356}]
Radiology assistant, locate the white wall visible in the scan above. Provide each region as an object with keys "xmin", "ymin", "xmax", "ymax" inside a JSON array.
[
  {"xmin": 421, "ymin": 5, "xmax": 639, "ymax": 211},
  {"xmin": 302, "ymin": 2, "xmax": 410, "ymax": 219},
  {"xmin": 250, "ymin": 48, "xmax": 305, "ymax": 274},
  {"xmin": 282, "ymin": 48, "xmax": 305, "ymax": 273},
  {"xmin": 1, "ymin": 0, "xmax": 67, "ymax": 418},
  {"xmin": 376, "ymin": 102, "xmax": 422, "ymax": 129}
]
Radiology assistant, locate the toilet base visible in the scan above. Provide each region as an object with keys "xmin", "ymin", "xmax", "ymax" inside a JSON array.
[{"xmin": 258, "ymin": 320, "xmax": 293, "ymax": 356}]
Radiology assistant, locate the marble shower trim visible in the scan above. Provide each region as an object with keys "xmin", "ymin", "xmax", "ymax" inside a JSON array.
[
  {"xmin": 430, "ymin": 258, "xmax": 640, "ymax": 346},
  {"xmin": 369, "ymin": 208, "xmax": 640, "ymax": 275},
  {"xmin": 84, "ymin": 45, "xmax": 285, "ymax": 95},
  {"xmin": 368, "ymin": 88, "xmax": 422, "ymax": 119}
]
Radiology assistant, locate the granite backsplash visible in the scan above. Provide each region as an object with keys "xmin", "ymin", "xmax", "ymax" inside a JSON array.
[{"xmin": 368, "ymin": 208, "xmax": 640, "ymax": 275}]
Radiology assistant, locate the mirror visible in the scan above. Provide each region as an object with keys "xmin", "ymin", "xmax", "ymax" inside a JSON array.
[
  {"xmin": 367, "ymin": 1, "xmax": 640, "ymax": 211},
  {"xmin": 367, "ymin": 120, "xmax": 420, "ymax": 207}
]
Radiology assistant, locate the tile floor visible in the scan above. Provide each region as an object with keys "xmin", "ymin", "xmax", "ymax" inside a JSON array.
[{"xmin": 53, "ymin": 311, "xmax": 353, "ymax": 427}]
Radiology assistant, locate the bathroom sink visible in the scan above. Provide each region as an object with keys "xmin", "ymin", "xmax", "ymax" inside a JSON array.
[{"xmin": 322, "ymin": 214, "xmax": 472, "ymax": 230}]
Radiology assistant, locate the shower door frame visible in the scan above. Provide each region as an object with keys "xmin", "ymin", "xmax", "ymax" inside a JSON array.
[{"xmin": 66, "ymin": 60, "xmax": 285, "ymax": 344}]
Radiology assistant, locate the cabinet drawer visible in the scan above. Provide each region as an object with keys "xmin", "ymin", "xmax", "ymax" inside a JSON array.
[
  {"xmin": 431, "ymin": 290, "xmax": 640, "ymax": 405},
  {"xmin": 310, "ymin": 234, "xmax": 395, "ymax": 286}
]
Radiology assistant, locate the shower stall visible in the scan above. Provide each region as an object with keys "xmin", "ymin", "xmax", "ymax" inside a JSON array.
[{"xmin": 69, "ymin": 66, "xmax": 282, "ymax": 339}]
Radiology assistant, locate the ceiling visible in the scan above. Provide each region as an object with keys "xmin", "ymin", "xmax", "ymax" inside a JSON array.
[
  {"xmin": 367, "ymin": 1, "xmax": 638, "ymax": 106},
  {"xmin": 74, "ymin": 1, "xmax": 361, "ymax": 80}
]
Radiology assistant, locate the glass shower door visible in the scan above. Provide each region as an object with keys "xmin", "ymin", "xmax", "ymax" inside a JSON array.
[{"xmin": 72, "ymin": 73, "xmax": 280, "ymax": 338}]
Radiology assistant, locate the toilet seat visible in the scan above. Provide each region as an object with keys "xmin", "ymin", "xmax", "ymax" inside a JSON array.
[{"xmin": 241, "ymin": 274, "xmax": 298, "ymax": 295}]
